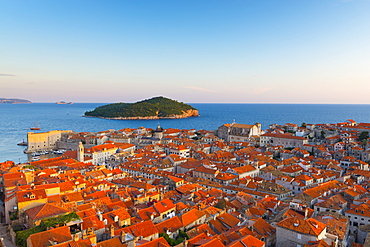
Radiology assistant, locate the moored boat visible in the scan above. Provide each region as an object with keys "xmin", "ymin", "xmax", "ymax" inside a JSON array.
[
  {"xmin": 31, "ymin": 157, "xmax": 40, "ymax": 161},
  {"xmin": 17, "ymin": 139, "xmax": 28, "ymax": 146}
]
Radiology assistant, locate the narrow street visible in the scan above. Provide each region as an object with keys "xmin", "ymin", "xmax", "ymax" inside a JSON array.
[{"xmin": 0, "ymin": 224, "xmax": 16, "ymax": 247}]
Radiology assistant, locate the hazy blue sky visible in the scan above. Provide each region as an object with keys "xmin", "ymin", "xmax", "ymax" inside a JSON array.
[{"xmin": 1, "ymin": 0, "xmax": 370, "ymax": 103}]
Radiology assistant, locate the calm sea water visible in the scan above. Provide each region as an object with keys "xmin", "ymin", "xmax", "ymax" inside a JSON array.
[{"xmin": 1, "ymin": 103, "xmax": 370, "ymax": 163}]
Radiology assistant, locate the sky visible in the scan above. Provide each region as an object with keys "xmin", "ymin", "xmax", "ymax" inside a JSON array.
[{"xmin": 1, "ymin": 0, "xmax": 370, "ymax": 104}]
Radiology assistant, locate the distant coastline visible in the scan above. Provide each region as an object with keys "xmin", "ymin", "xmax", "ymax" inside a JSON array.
[{"xmin": 0, "ymin": 98, "xmax": 31, "ymax": 104}]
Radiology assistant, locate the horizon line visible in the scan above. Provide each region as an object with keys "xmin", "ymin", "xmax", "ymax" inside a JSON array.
[{"xmin": 27, "ymin": 101, "xmax": 370, "ymax": 105}]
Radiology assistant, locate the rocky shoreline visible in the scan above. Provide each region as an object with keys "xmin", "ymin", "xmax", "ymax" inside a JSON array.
[{"xmin": 83, "ymin": 109, "xmax": 200, "ymax": 120}]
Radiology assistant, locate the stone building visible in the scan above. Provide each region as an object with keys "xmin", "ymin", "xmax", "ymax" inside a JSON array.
[
  {"xmin": 217, "ymin": 122, "xmax": 262, "ymax": 142},
  {"xmin": 26, "ymin": 130, "xmax": 73, "ymax": 153},
  {"xmin": 276, "ymin": 217, "xmax": 329, "ymax": 247},
  {"xmin": 260, "ymin": 133, "xmax": 308, "ymax": 148}
]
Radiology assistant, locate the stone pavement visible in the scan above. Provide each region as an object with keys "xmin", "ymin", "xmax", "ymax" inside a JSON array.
[{"xmin": 0, "ymin": 224, "xmax": 16, "ymax": 247}]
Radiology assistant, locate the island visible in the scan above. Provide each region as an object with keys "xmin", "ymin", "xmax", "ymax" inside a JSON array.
[
  {"xmin": 84, "ymin": 96, "xmax": 199, "ymax": 119},
  {"xmin": 56, "ymin": 101, "xmax": 73, "ymax": 104},
  {"xmin": 0, "ymin": 98, "xmax": 32, "ymax": 104}
]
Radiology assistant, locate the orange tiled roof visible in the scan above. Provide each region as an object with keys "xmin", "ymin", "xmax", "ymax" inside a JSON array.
[
  {"xmin": 123, "ymin": 220, "xmax": 158, "ymax": 238},
  {"xmin": 233, "ymin": 165, "xmax": 256, "ymax": 174},
  {"xmin": 252, "ymin": 217, "xmax": 276, "ymax": 238},
  {"xmin": 96, "ymin": 237, "xmax": 125, "ymax": 247},
  {"xmin": 76, "ymin": 208, "xmax": 97, "ymax": 219},
  {"xmin": 138, "ymin": 207, "xmax": 159, "ymax": 221},
  {"xmin": 155, "ymin": 216, "xmax": 183, "ymax": 234},
  {"xmin": 277, "ymin": 217, "xmax": 326, "ymax": 236},
  {"xmin": 198, "ymin": 238, "xmax": 225, "ymax": 247},
  {"xmin": 86, "ymin": 143, "xmax": 118, "ymax": 153},
  {"xmin": 17, "ymin": 188, "xmax": 47, "ymax": 203},
  {"xmin": 227, "ymin": 235, "xmax": 265, "ymax": 247},
  {"xmin": 303, "ymin": 240, "xmax": 330, "ymax": 247},
  {"xmin": 346, "ymin": 203, "xmax": 370, "ymax": 217},
  {"xmin": 53, "ymin": 238, "xmax": 92, "ymax": 247},
  {"xmin": 137, "ymin": 237, "xmax": 170, "ymax": 247},
  {"xmin": 217, "ymin": 213, "xmax": 241, "ymax": 228},
  {"xmin": 154, "ymin": 199, "xmax": 176, "ymax": 214},
  {"xmin": 181, "ymin": 209, "xmax": 206, "ymax": 227},
  {"xmin": 25, "ymin": 203, "xmax": 69, "ymax": 220},
  {"xmin": 28, "ymin": 225, "xmax": 72, "ymax": 246},
  {"xmin": 83, "ymin": 215, "xmax": 105, "ymax": 231},
  {"xmin": 216, "ymin": 173, "xmax": 238, "ymax": 181}
]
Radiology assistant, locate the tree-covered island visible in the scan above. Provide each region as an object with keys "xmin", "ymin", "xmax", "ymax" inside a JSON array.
[{"xmin": 84, "ymin": 96, "xmax": 199, "ymax": 119}]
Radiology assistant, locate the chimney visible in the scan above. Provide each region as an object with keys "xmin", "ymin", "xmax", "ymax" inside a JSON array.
[
  {"xmin": 110, "ymin": 224, "xmax": 115, "ymax": 238},
  {"xmin": 82, "ymin": 230, "xmax": 87, "ymax": 239},
  {"xmin": 304, "ymin": 208, "xmax": 309, "ymax": 220},
  {"xmin": 73, "ymin": 233, "xmax": 79, "ymax": 242},
  {"xmin": 120, "ymin": 231, "xmax": 126, "ymax": 243},
  {"xmin": 134, "ymin": 237, "xmax": 139, "ymax": 245}
]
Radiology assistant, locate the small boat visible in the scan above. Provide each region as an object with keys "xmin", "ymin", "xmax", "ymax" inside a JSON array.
[
  {"xmin": 30, "ymin": 122, "xmax": 41, "ymax": 130},
  {"xmin": 17, "ymin": 139, "xmax": 28, "ymax": 146},
  {"xmin": 31, "ymin": 157, "xmax": 40, "ymax": 161}
]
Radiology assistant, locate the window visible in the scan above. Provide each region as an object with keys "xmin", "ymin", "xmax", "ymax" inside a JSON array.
[{"xmin": 297, "ymin": 234, "xmax": 301, "ymax": 240}]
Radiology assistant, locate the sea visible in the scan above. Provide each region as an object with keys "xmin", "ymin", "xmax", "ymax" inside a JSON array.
[{"xmin": 2, "ymin": 103, "xmax": 370, "ymax": 163}]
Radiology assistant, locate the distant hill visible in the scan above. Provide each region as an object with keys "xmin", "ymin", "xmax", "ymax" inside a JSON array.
[
  {"xmin": 0, "ymin": 98, "xmax": 32, "ymax": 104},
  {"xmin": 84, "ymin": 96, "xmax": 199, "ymax": 119}
]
